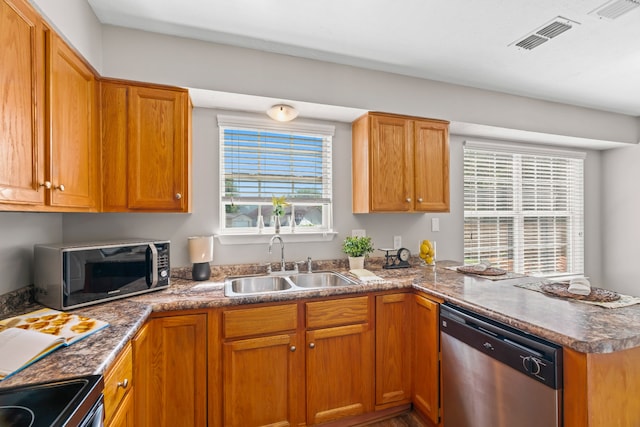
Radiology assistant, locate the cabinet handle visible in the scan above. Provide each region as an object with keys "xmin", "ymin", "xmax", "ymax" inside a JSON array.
[
  {"xmin": 117, "ymin": 378, "xmax": 129, "ymax": 389},
  {"xmin": 175, "ymin": 193, "xmax": 182, "ymax": 200},
  {"xmin": 290, "ymin": 345, "xmax": 296, "ymax": 352},
  {"xmin": 309, "ymin": 343, "xmax": 315, "ymax": 349},
  {"xmin": 54, "ymin": 184, "xmax": 65, "ymax": 192},
  {"xmin": 39, "ymin": 181, "xmax": 52, "ymax": 190},
  {"xmin": 417, "ymin": 197, "xmax": 423, "ymax": 203},
  {"xmin": 406, "ymin": 198, "xmax": 412, "ymax": 203}
]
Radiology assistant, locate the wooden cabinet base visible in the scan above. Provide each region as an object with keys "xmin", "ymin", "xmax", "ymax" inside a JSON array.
[{"xmin": 564, "ymin": 345, "xmax": 640, "ymax": 427}]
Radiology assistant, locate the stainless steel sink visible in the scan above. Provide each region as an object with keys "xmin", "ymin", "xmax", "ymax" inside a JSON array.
[
  {"xmin": 288, "ymin": 271, "xmax": 355, "ymax": 288},
  {"xmin": 224, "ymin": 271, "xmax": 357, "ymax": 296},
  {"xmin": 228, "ymin": 275, "xmax": 292, "ymax": 294}
]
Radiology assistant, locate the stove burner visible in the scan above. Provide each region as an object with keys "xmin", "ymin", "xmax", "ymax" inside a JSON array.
[
  {"xmin": 0, "ymin": 406, "xmax": 35, "ymax": 427},
  {"xmin": 0, "ymin": 375, "xmax": 103, "ymax": 427}
]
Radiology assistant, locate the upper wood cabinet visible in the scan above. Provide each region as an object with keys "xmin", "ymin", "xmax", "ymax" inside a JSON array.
[
  {"xmin": 0, "ymin": 0, "xmax": 46, "ymax": 206},
  {"xmin": 1, "ymin": 2, "xmax": 98, "ymax": 211},
  {"xmin": 47, "ymin": 31, "xmax": 99, "ymax": 210},
  {"xmin": 101, "ymin": 79, "xmax": 192, "ymax": 212},
  {"xmin": 352, "ymin": 112, "xmax": 450, "ymax": 213}
]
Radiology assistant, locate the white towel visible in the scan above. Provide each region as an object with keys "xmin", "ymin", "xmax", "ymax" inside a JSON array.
[
  {"xmin": 567, "ymin": 277, "xmax": 591, "ymax": 296},
  {"xmin": 349, "ymin": 269, "xmax": 386, "ymax": 283}
]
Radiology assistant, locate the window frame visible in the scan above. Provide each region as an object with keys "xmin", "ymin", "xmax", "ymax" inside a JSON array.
[
  {"xmin": 216, "ymin": 114, "xmax": 336, "ymax": 243},
  {"xmin": 463, "ymin": 140, "xmax": 585, "ymax": 279}
]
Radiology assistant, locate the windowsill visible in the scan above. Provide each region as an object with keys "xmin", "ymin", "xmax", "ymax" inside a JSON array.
[{"xmin": 215, "ymin": 231, "xmax": 338, "ymax": 245}]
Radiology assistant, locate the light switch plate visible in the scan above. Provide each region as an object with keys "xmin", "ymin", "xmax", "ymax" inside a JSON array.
[
  {"xmin": 393, "ymin": 235, "xmax": 402, "ymax": 249},
  {"xmin": 432, "ymin": 218, "xmax": 440, "ymax": 232}
]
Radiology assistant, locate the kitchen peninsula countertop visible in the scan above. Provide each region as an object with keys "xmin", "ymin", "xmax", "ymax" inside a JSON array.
[{"xmin": 2, "ymin": 259, "xmax": 640, "ymax": 389}]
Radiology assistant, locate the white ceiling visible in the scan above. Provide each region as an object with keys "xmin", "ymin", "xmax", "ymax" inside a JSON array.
[{"xmin": 87, "ymin": 0, "xmax": 640, "ymax": 149}]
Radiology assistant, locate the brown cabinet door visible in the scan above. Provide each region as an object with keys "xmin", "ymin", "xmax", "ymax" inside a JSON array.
[
  {"xmin": 412, "ymin": 294, "xmax": 440, "ymax": 425},
  {"xmin": 369, "ymin": 115, "xmax": 413, "ymax": 212},
  {"xmin": 100, "ymin": 81, "xmax": 129, "ymax": 211},
  {"xmin": 137, "ymin": 314, "xmax": 207, "ymax": 427},
  {"xmin": 106, "ymin": 389, "xmax": 134, "ymax": 427},
  {"xmin": 127, "ymin": 86, "xmax": 189, "ymax": 211},
  {"xmin": 375, "ymin": 293, "xmax": 412, "ymax": 408},
  {"xmin": 0, "ymin": 0, "xmax": 45, "ymax": 205},
  {"xmin": 223, "ymin": 333, "xmax": 301, "ymax": 427},
  {"xmin": 132, "ymin": 322, "xmax": 151, "ymax": 427},
  {"xmin": 47, "ymin": 31, "xmax": 97, "ymax": 209},
  {"xmin": 306, "ymin": 323, "xmax": 374, "ymax": 424},
  {"xmin": 414, "ymin": 120, "xmax": 450, "ymax": 212}
]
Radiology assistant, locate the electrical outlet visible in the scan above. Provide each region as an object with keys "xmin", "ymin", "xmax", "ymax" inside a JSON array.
[
  {"xmin": 432, "ymin": 218, "xmax": 440, "ymax": 232},
  {"xmin": 393, "ymin": 235, "xmax": 402, "ymax": 249},
  {"xmin": 352, "ymin": 229, "xmax": 366, "ymax": 238}
]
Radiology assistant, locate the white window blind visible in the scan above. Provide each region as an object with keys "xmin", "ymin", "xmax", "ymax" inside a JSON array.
[
  {"xmin": 463, "ymin": 141, "xmax": 585, "ymax": 278},
  {"xmin": 217, "ymin": 115, "xmax": 334, "ymax": 234}
]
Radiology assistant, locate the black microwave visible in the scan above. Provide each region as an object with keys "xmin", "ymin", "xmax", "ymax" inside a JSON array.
[{"xmin": 34, "ymin": 239, "xmax": 170, "ymax": 310}]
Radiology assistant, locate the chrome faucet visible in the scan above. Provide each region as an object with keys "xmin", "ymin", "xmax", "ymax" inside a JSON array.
[{"xmin": 268, "ymin": 235, "xmax": 286, "ymax": 272}]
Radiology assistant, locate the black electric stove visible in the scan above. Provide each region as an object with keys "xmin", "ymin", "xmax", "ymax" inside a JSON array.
[{"xmin": 0, "ymin": 375, "xmax": 104, "ymax": 427}]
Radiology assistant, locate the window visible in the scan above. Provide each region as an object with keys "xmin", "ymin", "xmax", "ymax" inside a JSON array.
[
  {"xmin": 463, "ymin": 141, "xmax": 584, "ymax": 278},
  {"xmin": 217, "ymin": 115, "xmax": 334, "ymax": 235}
]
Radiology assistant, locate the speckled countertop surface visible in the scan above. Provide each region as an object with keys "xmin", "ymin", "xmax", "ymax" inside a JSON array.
[{"xmin": 2, "ymin": 258, "xmax": 640, "ymax": 390}]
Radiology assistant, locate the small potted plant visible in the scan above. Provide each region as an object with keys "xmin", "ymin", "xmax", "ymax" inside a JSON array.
[
  {"xmin": 272, "ymin": 195, "xmax": 288, "ymax": 234},
  {"xmin": 342, "ymin": 236, "xmax": 374, "ymax": 270}
]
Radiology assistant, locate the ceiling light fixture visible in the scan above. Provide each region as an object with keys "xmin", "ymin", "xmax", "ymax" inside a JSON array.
[{"xmin": 267, "ymin": 104, "xmax": 298, "ymax": 122}]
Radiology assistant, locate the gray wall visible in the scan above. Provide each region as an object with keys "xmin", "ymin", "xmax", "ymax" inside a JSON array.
[
  {"xmin": 0, "ymin": 213, "xmax": 62, "ymax": 294},
  {"xmin": 29, "ymin": 0, "xmax": 103, "ymax": 72},
  {"xmin": 602, "ymin": 145, "xmax": 640, "ymax": 295},
  {"xmin": 100, "ymin": 26, "xmax": 638, "ymax": 145}
]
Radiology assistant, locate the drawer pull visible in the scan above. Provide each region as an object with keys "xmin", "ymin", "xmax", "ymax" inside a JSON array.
[
  {"xmin": 117, "ymin": 378, "xmax": 129, "ymax": 389},
  {"xmin": 290, "ymin": 345, "xmax": 296, "ymax": 352}
]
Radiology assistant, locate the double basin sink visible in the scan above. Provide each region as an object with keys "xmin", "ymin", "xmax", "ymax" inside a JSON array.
[{"xmin": 225, "ymin": 271, "xmax": 358, "ymax": 297}]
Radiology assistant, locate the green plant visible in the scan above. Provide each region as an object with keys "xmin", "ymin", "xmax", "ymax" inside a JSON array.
[
  {"xmin": 342, "ymin": 236, "xmax": 374, "ymax": 258},
  {"xmin": 272, "ymin": 195, "xmax": 288, "ymax": 217}
]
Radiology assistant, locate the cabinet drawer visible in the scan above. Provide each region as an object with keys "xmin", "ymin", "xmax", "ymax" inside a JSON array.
[
  {"xmin": 224, "ymin": 304, "xmax": 297, "ymax": 339},
  {"xmin": 306, "ymin": 296, "xmax": 369, "ymax": 329},
  {"xmin": 104, "ymin": 342, "xmax": 133, "ymax": 424}
]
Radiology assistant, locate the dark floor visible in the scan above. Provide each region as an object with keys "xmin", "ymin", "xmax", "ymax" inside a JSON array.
[{"xmin": 363, "ymin": 412, "xmax": 427, "ymax": 427}]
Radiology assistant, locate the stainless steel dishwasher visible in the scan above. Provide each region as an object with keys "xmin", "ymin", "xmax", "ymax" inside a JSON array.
[{"xmin": 440, "ymin": 303, "xmax": 563, "ymax": 427}]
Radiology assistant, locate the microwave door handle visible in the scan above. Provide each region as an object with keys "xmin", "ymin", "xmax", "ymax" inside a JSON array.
[{"xmin": 146, "ymin": 244, "xmax": 159, "ymax": 288}]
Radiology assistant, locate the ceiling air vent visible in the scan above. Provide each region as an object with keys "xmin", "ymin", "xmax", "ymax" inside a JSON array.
[
  {"xmin": 510, "ymin": 16, "xmax": 580, "ymax": 50},
  {"xmin": 590, "ymin": 0, "xmax": 640, "ymax": 20}
]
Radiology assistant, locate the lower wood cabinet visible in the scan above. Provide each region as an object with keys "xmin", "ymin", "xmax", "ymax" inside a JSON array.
[
  {"xmin": 375, "ymin": 293, "xmax": 412, "ymax": 409},
  {"xmin": 104, "ymin": 342, "xmax": 133, "ymax": 427},
  {"xmin": 134, "ymin": 291, "xmax": 442, "ymax": 427},
  {"xmin": 220, "ymin": 304, "xmax": 302, "ymax": 427},
  {"xmin": 412, "ymin": 294, "xmax": 441, "ymax": 425},
  {"xmin": 305, "ymin": 296, "xmax": 374, "ymax": 424},
  {"xmin": 133, "ymin": 312, "xmax": 207, "ymax": 427},
  {"xmin": 107, "ymin": 389, "xmax": 134, "ymax": 427}
]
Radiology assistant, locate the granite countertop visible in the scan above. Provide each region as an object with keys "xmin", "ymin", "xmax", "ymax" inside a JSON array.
[{"xmin": 2, "ymin": 258, "xmax": 640, "ymax": 389}]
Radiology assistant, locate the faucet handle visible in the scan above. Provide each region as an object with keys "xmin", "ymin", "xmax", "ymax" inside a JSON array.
[
  {"xmin": 264, "ymin": 263, "xmax": 272, "ymax": 274},
  {"xmin": 294, "ymin": 260, "xmax": 306, "ymax": 273},
  {"xmin": 307, "ymin": 256, "xmax": 312, "ymax": 273}
]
